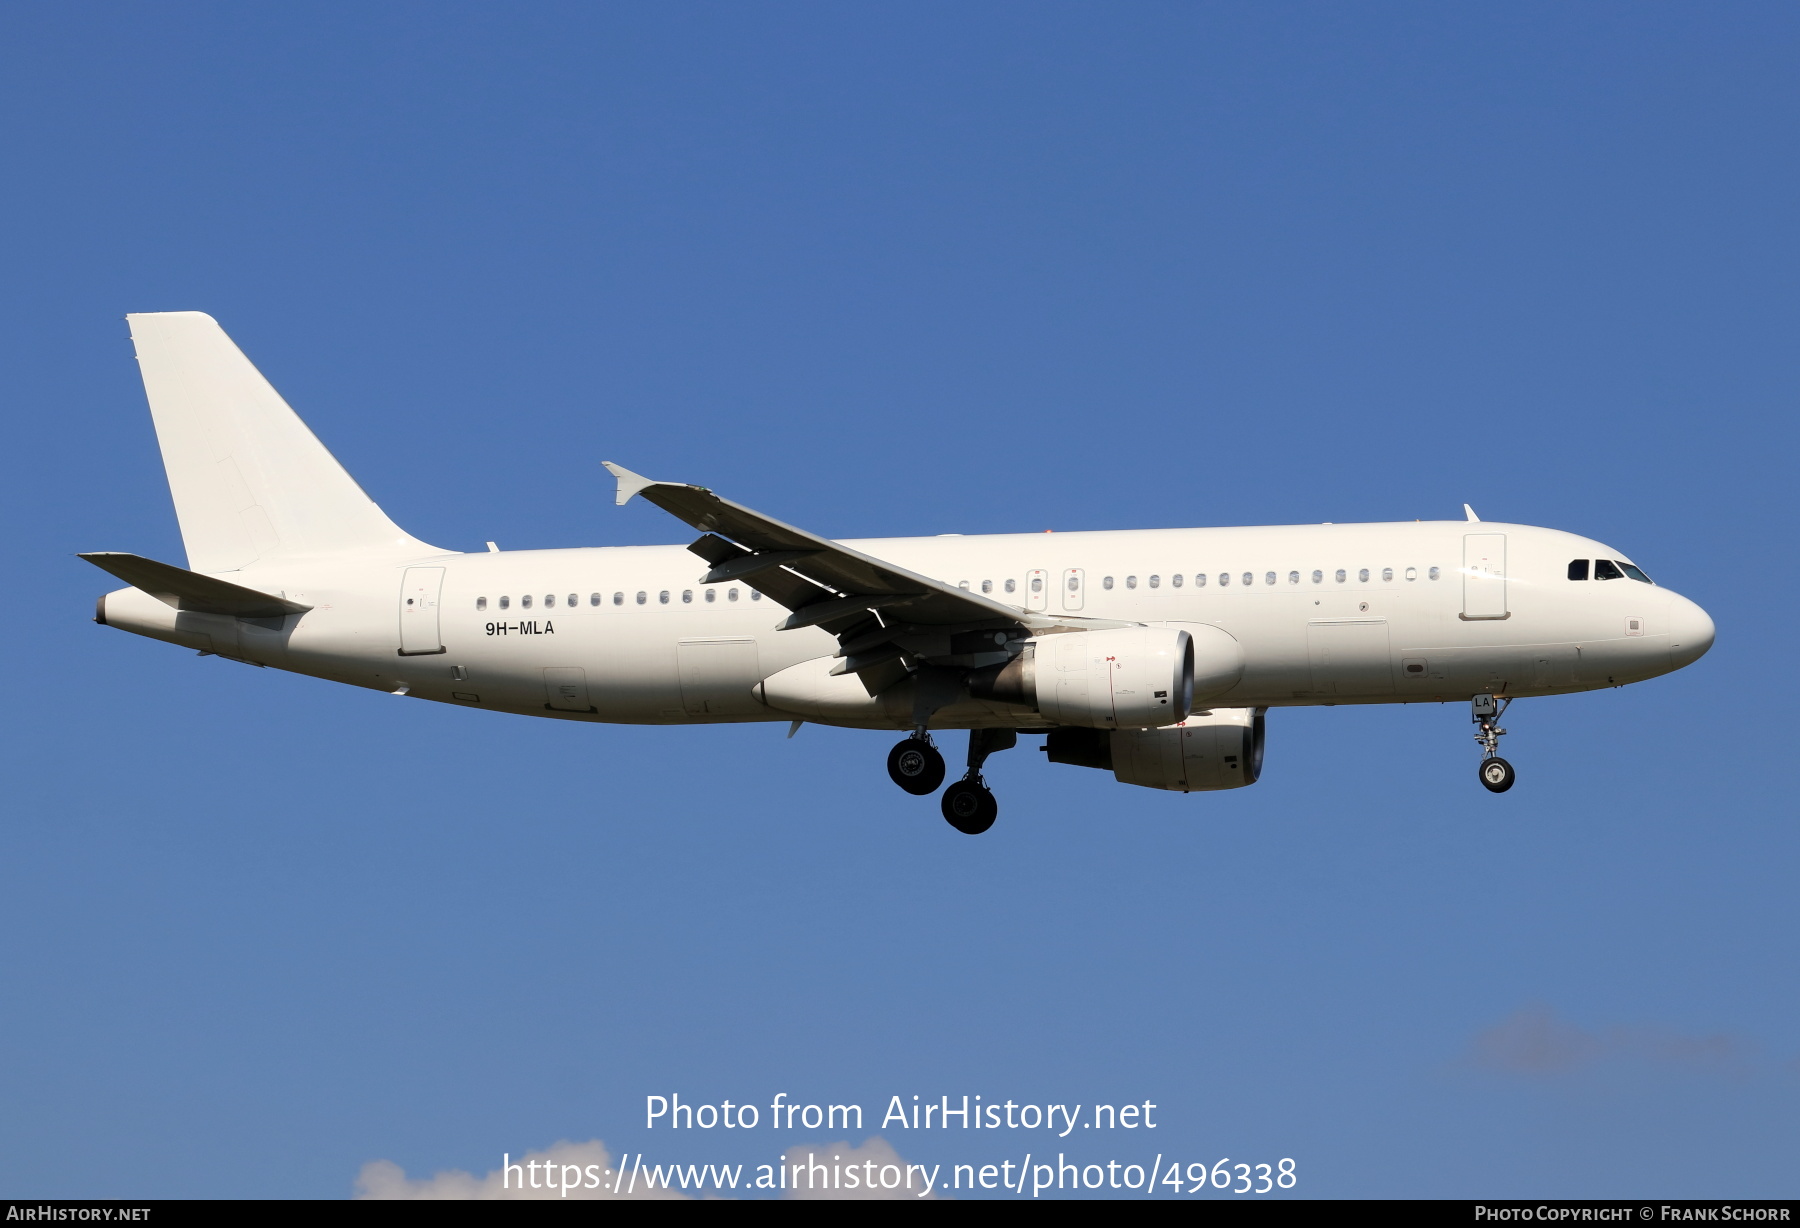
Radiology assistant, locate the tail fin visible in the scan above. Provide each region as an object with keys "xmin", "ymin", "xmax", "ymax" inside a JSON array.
[{"xmin": 126, "ymin": 311, "xmax": 438, "ymax": 573}]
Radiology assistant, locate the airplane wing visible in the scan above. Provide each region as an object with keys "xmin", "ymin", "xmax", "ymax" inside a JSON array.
[{"xmin": 603, "ymin": 462, "xmax": 1051, "ymax": 680}]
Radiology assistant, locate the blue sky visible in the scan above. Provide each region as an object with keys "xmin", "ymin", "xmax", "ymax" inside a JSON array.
[{"xmin": 1, "ymin": 2, "xmax": 1794, "ymax": 1198}]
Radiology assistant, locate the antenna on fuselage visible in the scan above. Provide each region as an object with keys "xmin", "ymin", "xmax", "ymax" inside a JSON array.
[{"xmin": 1463, "ymin": 504, "xmax": 1481, "ymax": 522}]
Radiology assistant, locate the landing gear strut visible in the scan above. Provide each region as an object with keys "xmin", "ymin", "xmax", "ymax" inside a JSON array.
[
  {"xmin": 1472, "ymin": 693, "xmax": 1515, "ymax": 793},
  {"xmin": 887, "ymin": 734, "xmax": 945, "ymax": 796},
  {"xmin": 941, "ymin": 729, "xmax": 1015, "ymax": 834}
]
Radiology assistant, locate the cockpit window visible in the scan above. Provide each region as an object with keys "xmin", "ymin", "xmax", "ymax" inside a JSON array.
[
  {"xmin": 1567, "ymin": 559, "xmax": 1590, "ymax": 581},
  {"xmin": 1593, "ymin": 559, "xmax": 1624, "ymax": 581},
  {"xmin": 1618, "ymin": 561, "xmax": 1654, "ymax": 584}
]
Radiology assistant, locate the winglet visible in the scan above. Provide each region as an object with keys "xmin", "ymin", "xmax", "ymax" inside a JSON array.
[
  {"xmin": 1463, "ymin": 503, "xmax": 1481, "ymax": 522},
  {"xmin": 603, "ymin": 461, "xmax": 660, "ymax": 507}
]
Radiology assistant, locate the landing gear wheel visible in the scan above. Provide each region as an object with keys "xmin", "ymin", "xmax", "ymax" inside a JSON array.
[
  {"xmin": 887, "ymin": 738, "xmax": 945, "ymax": 796},
  {"xmin": 940, "ymin": 779, "xmax": 998, "ymax": 834},
  {"xmin": 1479, "ymin": 757, "xmax": 1516, "ymax": 793}
]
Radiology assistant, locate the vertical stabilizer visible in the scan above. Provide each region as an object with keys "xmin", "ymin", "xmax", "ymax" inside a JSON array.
[{"xmin": 126, "ymin": 311, "xmax": 438, "ymax": 573}]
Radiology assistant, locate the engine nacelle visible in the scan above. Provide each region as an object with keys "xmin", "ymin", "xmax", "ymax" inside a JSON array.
[
  {"xmin": 972, "ymin": 623, "xmax": 1244, "ymax": 730},
  {"xmin": 1044, "ymin": 707, "xmax": 1266, "ymax": 792},
  {"xmin": 967, "ymin": 627, "xmax": 1191, "ymax": 729}
]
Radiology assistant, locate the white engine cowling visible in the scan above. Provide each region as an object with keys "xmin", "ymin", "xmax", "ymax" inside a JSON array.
[
  {"xmin": 1044, "ymin": 707, "xmax": 1265, "ymax": 792},
  {"xmin": 1035, "ymin": 626, "xmax": 1194, "ymax": 729},
  {"xmin": 973, "ymin": 623, "xmax": 1243, "ymax": 729},
  {"xmin": 1111, "ymin": 708, "xmax": 1265, "ymax": 792}
]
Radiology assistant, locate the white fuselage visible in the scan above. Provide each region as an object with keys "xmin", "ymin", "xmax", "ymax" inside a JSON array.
[{"xmin": 100, "ymin": 519, "xmax": 1714, "ymax": 731}]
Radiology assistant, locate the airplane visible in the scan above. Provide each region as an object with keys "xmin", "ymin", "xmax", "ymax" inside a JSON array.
[{"xmin": 85, "ymin": 312, "xmax": 1716, "ymax": 834}]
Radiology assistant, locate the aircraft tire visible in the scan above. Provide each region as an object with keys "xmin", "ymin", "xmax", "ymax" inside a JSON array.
[
  {"xmin": 887, "ymin": 739, "xmax": 946, "ymax": 796},
  {"xmin": 941, "ymin": 780, "xmax": 998, "ymax": 834},
  {"xmin": 1478, "ymin": 756, "xmax": 1516, "ymax": 793}
]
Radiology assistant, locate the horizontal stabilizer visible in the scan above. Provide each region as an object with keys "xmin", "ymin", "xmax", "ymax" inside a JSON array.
[{"xmin": 79, "ymin": 552, "xmax": 311, "ymax": 619}]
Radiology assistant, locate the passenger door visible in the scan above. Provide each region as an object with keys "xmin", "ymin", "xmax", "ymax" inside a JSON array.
[
  {"xmin": 398, "ymin": 566, "xmax": 445, "ymax": 655},
  {"xmin": 1462, "ymin": 533, "xmax": 1508, "ymax": 620}
]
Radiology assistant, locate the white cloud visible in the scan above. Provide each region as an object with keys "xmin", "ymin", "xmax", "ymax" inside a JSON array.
[
  {"xmin": 1470, "ymin": 1003, "xmax": 1750, "ymax": 1076},
  {"xmin": 355, "ymin": 1135, "xmax": 940, "ymax": 1200},
  {"xmin": 355, "ymin": 1139, "xmax": 690, "ymax": 1200}
]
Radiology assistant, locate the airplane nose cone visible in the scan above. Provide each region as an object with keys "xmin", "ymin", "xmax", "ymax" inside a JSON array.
[{"xmin": 1666, "ymin": 593, "xmax": 1715, "ymax": 670}]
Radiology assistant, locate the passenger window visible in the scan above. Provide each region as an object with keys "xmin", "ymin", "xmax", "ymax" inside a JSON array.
[
  {"xmin": 1288, "ymin": 571, "xmax": 1299, "ymax": 584},
  {"xmin": 1428, "ymin": 566, "xmax": 1440, "ymax": 580},
  {"xmin": 1311, "ymin": 570, "xmax": 1322, "ymax": 583},
  {"xmin": 1620, "ymin": 562, "xmax": 1654, "ymax": 584},
  {"xmin": 682, "ymin": 590, "xmax": 693, "ymax": 603},
  {"xmin": 1126, "ymin": 576, "xmax": 1137, "ymax": 589},
  {"xmin": 705, "ymin": 588, "xmax": 716, "ymax": 602},
  {"xmin": 1594, "ymin": 559, "xmax": 1624, "ymax": 581},
  {"xmin": 1404, "ymin": 567, "xmax": 1416, "ymax": 581},
  {"xmin": 1335, "ymin": 569, "xmax": 1346, "ymax": 583},
  {"xmin": 613, "ymin": 592, "xmax": 624, "ymax": 605},
  {"xmin": 636, "ymin": 591, "xmax": 647, "ymax": 605},
  {"xmin": 659, "ymin": 590, "xmax": 671, "ymax": 604},
  {"xmin": 500, "ymin": 596, "xmax": 510, "ymax": 609},
  {"xmin": 751, "ymin": 590, "xmax": 762, "ymax": 600},
  {"xmin": 1381, "ymin": 568, "xmax": 1393, "ymax": 582},
  {"xmin": 568, "ymin": 593, "xmax": 578, "ymax": 607},
  {"xmin": 728, "ymin": 588, "xmax": 739, "ymax": 601},
  {"xmin": 522, "ymin": 594, "xmax": 533, "ymax": 609},
  {"xmin": 1031, "ymin": 576, "xmax": 1044, "ymax": 593},
  {"xmin": 1568, "ymin": 559, "xmax": 1590, "ymax": 581},
  {"xmin": 1171, "ymin": 573, "xmax": 1183, "ymax": 588},
  {"xmin": 1103, "ymin": 576, "xmax": 1114, "ymax": 590},
  {"xmin": 1219, "ymin": 573, "xmax": 1230, "ymax": 587},
  {"xmin": 1066, "ymin": 575, "xmax": 1078, "ymax": 591},
  {"xmin": 589, "ymin": 593, "xmax": 600, "ymax": 606},
  {"xmin": 1195, "ymin": 573, "xmax": 1207, "ymax": 587},
  {"xmin": 1148, "ymin": 574, "xmax": 1160, "ymax": 589},
  {"xmin": 1242, "ymin": 572, "xmax": 1253, "ymax": 586},
  {"xmin": 981, "ymin": 580, "xmax": 992, "ymax": 593},
  {"xmin": 1004, "ymin": 579, "xmax": 1016, "ymax": 593},
  {"xmin": 545, "ymin": 594, "xmax": 556, "ymax": 608},
  {"xmin": 1358, "ymin": 569, "xmax": 1370, "ymax": 583},
  {"xmin": 476, "ymin": 597, "xmax": 487, "ymax": 611},
  {"xmin": 959, "ymin": 580, "xmax": 970, "ymax": 590}
]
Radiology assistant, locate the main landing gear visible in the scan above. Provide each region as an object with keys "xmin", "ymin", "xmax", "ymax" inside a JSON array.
[
  {"xmin": 941, "ymin": 779, "xmax": 998, "ymax": 835},
  {"xmin": 1472, "ymin": 693, "xmax": 1515, "ymax": 793},
  {"xmin": 885, "ymin": 729, "xmax": 1015, "ymax": 834},
  {"xmin": 886, "ymin": 735, "xmax": 945, "ymax": 795}
]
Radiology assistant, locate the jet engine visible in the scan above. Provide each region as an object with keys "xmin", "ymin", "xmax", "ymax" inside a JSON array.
[
  {"xmin": 966, "ymin": 626, "xmax": 1191, "ymax": 728},
  {"xmin": 1043, "ymin": 707, "xmax": 1266, "ymax": 792},
  {"xmin": 970, "ymin": 623, "xmax": 1244, "ymax": 730}
]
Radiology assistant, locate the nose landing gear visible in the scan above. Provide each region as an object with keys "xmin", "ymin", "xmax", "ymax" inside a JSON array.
[{"xmin": 1473, "ymin": 693, "xmax": 1515, "ymax": 793}]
